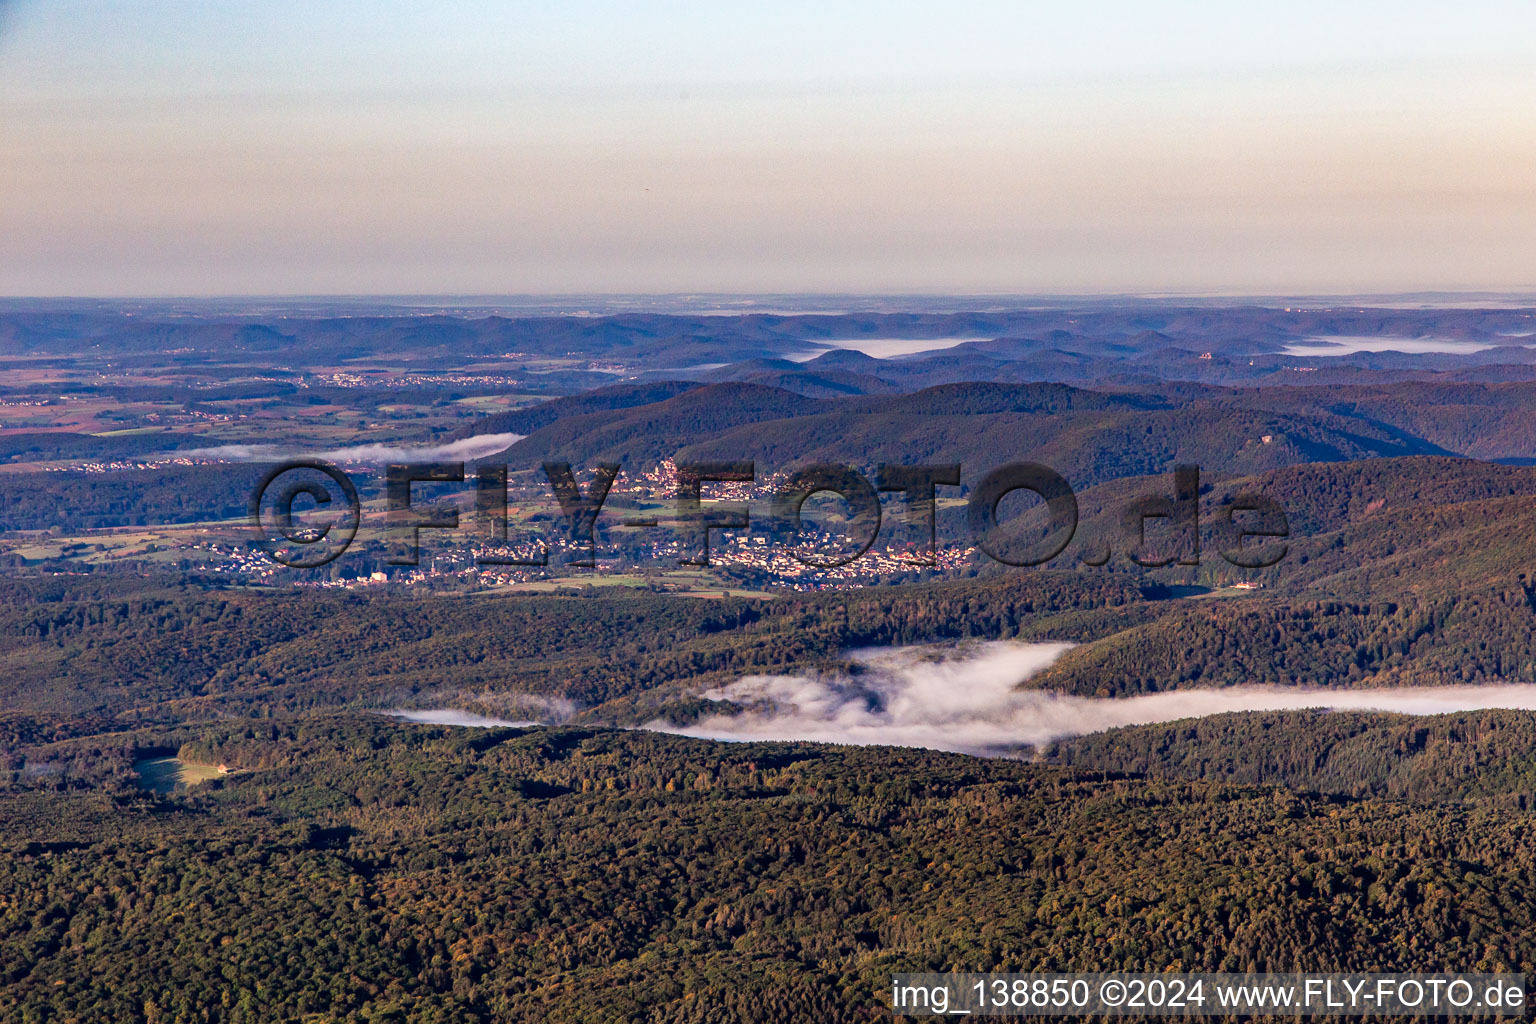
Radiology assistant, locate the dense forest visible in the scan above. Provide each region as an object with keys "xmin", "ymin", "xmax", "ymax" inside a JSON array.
[
  {"xmin": 5, "ymin": 716, "xmax": 1536, "ymax": 1022},
  {"xmin": 0, "ymin": 571, "xmax": 1151, "ymax": 733},
  {"xmin": 1050, "ymin": 708, "xmax": 1536, "ymax": 804},
  {"xmin": 0, "ymin": 463, "xmax": 269, "ymax": 531}
]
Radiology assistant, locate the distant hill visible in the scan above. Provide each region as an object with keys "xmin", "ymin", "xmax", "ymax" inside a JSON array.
[
  {"xmin": 448, "ymin": 380, "xmax": 702, "ymax": 439},
  {"xmin": 491, "ymin": 383, "xmax": 825, "ymax": 466},
  {"xmin": 480, "ymin": 380, "xmax": 1443, "ymax": 486},
  {"xmin": 1015, "ymin": 457, "xmax": 1536, "ymax": 696},
  {"xmin": 1237, "ymin": 381, "xmax": 1536, "ymax": 461},
  {"xmin": 9, "ymin": 305, "xmax": 1536, "ymax": 384}
]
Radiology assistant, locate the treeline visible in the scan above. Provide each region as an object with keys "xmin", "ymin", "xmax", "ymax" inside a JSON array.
[
  {"xmin": 1030, "ymin": 589, "xmax": 1536, "ymax": 696},
  {"xmin": 0, "ymin": 430, "xmax": 222, "ymax": 462},
  {"xmin": 0, "ymin": 464, "xmax": 270, "ymax": 530},
  {"xmin": 1050, "ymin": 708, "xmax": 1536, "ymax": 806}
]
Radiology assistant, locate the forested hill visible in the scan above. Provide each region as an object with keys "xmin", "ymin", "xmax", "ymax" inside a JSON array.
[
  {"xmin": 457, "ymin": 374, "xmax": 1536, "ymax": 474},
  {"xmin": 484, "ymin": 380, "xmax": 1444, "ymax": 481},
  {"xmin": 492, "ymin": 383, "xmax": 824, "ymax": 467},
  {"xmin": 1050, "ymin": 709, "xmax": 1536, "ymax": 805},
  {"xmin": 1231, "ymin": 380, "xmax": 1536, "ymax": 461},
  {"xmin": 444, "ymin": 380, "xmax": 703, "ymax": 439}
]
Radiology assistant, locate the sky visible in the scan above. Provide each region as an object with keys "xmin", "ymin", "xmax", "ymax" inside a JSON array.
[{"xmin": 2, "ymin": 1, "xmax": 1535, "ymax": 297}]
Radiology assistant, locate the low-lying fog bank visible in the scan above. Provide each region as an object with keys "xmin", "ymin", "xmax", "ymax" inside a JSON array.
[
  {"xmin": 394, "ymin": 641, "xmax": 1536, "ymax": 757},
  {"xmin": 659, "ymin": 642, "xmax": 1536, "ymax": 755}
]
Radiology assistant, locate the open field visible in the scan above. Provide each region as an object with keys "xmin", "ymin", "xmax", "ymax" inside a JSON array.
[{"xmin": 131, "ymin": 757, "xmax": 228, "ymax": 795}]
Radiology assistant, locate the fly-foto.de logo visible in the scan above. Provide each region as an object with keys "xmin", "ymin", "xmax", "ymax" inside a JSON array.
[{"xmin": 248, "ymin": 459, "xmax": 1289, "ymax": 571}]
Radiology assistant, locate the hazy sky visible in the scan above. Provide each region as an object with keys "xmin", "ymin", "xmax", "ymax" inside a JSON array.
[{"xmin": 3, "ymin": 1, "xmax": 1535, "ymax": 296}]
